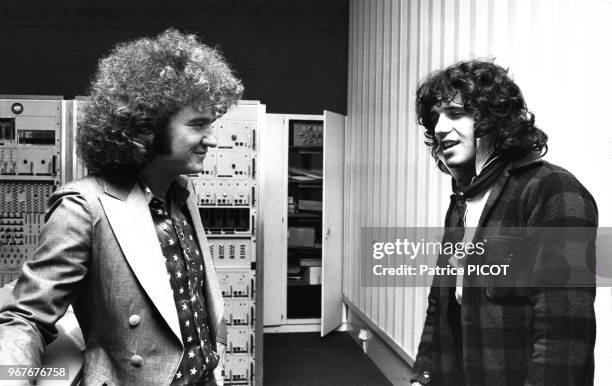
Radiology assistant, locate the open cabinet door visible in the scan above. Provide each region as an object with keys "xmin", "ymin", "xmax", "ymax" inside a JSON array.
[
  {"xmin": 262, "ymin": 114, "xmax": 288, "ymax": 326},
  {"xmin": 321, "ymin": 110, "xmax": 345, "ymax": 336}
]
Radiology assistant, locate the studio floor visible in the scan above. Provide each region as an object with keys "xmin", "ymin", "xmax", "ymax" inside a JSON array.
[{"xmin": 263, "ymin": 332, "xmax": 392, "ymax": 386}]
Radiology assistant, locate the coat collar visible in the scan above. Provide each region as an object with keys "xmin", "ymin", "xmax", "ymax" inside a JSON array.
[
  {"xmin": 507, "ymin": 151, "xmax": 543, "ymax": 174},
  {"xmin": 102, "ymin": 175, "xmax": 191, "ymax": 202},
  {"xmin": 102, "ymin": 177, "xmax": 134, "ymax": 201},
  {"xmin": 476, "ymin": 152, "xmax": 543, "ymax": 228}
]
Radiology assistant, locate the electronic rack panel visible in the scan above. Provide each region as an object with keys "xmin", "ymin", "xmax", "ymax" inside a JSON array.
[
  {"xmin": 190, "ymin": 100, "xmax": 264, "ymax": 386},
  {"xmin": 0, "ymin": 96, "xmax": 64, "ymax": 287}
]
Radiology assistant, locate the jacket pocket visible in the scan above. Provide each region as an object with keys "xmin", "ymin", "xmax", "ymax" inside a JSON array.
[{"xmin": 482, "ymin": 235, "xmax": 533, "ymax": 303}]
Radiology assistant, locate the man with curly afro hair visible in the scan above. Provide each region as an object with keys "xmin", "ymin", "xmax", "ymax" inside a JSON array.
[
  {"xmin": 410, "ymin": 60, "xmax": 597, "ymax": 386},
  {"xmin": 0, "ymin": 29, "xmax": 243, "ymax": 385}
]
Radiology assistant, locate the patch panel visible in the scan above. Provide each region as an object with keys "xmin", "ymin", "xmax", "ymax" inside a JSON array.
[
  {"xmin": 227, "ymin": 326, "xmax": 251, "ymax": 353},
  {"xmin": 0, "ymin": 271, "xmax": 21, "ymax": 287},
  {"xmin": 217, "ymin": 150, "xmax": 252, "ymax": 177},
  {"xmin": 230, "ymin": 271, "xmax": 251, "ymax": 298},
  {"xmin": 16, "ymin": 147, "xmax": 56, "ymax": 175},
  {"xmin": 194, "ymin": 179, "xmax": 253, "ymax": 207},
  {"xmin": 0, "ymin": 180, "xmax": 54, "ymax": 282},
  {"xmin": 212, "ymin": 120, "xmax": 253, "ymax": 149},
  {"xmin": 202, "ymin": 152, "xmax": 217, "ymax": 176},
  {"xmin": 0, "ymin": 148, "xmax": 17, "ymax": 174},
  {"xmin": 194, "ymin": 178, "xmax": 217, "ymax": 205},
  {"xmin": 201, "ymin": 149, "xmax": 252, "ymax": 178},
  {"xmin": 216, "ymin": 269, "xmax": 254, "ymax": 298},
  {"xmin": 209, "ymin": 239, "xmax": 251, "ymax": 268},
  {"xmin": 0, "ymin": 182, "xmax": 55, "ymax": 213},
  {"xmin": 218, "ymin": 272, "xmax": 233, "ymax": 298},
  {"xmin": 224, "ymin": 354, "xmax": 250, "ymax": 385},
  {"xmin": 231, "ymin": 180, "xmax": 252, "ymax": 206},
  {"xmin": 225, "ymin": 298, "xmax": 253, "ymax": 327}
]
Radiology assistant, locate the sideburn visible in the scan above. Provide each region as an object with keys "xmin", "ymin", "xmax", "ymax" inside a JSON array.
[{"xmin": 152, "ymin": 117, "xmax": 172, "ymax": 155}]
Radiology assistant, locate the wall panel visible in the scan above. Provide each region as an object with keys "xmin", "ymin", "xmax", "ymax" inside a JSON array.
[{"xmin": 344, "ymin": 0, "xmax": 612, "ymax": 381}]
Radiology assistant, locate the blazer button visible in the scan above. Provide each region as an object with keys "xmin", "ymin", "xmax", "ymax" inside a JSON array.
[
  {"xmin": 128, "ymin": 314, "xmax": 141, "ymax": 327},
  {"xmin": 130, "ymin": 354, "xmax": 143, "ymax": 367}
]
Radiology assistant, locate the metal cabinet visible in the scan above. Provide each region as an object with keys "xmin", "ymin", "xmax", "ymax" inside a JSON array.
[{"xmin": 261, "ymin": 111, "xmax": 345, "ymax": 336}]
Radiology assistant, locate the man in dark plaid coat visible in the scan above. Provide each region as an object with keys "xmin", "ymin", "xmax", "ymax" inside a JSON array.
[{"xmin": 410, "ymin": 60, "xmax": 597, "ymax": 386}]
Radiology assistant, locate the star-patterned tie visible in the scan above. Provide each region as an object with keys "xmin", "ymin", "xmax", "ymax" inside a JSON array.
[{"xmin": 148, "ymin": 195, "xmax": 219, "ymax": 385}]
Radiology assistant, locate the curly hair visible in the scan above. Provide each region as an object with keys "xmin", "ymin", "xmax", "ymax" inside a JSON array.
[
  {"xmin": 77, "ymin": 28, "xmax": 244, "ymax": 178},
  {"xmin": 416, "ymin": 59, "xmax": 547, "ymax": 173}
]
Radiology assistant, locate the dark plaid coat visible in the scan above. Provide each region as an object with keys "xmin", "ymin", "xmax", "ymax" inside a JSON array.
[{"xmin": 412, "ymin": 153, "xmax": 598, "ymax": 386}]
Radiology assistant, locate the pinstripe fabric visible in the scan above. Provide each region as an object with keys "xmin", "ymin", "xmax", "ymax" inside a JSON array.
[{"xmin": 412, "ymin": 153, "xmax": 598, "ymax": 386}]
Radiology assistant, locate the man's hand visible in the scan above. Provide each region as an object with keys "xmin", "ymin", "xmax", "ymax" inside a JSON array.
[{"xmin": 213, "ymin": 342, "xmax": 227, "ymax": 385}]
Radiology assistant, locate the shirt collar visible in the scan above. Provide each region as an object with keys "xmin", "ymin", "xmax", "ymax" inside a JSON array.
[{"xmin": 138, "ymin": 178, "xmax": 190, "ymax": 207}]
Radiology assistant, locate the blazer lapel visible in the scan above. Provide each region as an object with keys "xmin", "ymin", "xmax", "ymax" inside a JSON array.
[{"xmin": 99, "ymin": 181, "xmax": 182, "ymax": 343}]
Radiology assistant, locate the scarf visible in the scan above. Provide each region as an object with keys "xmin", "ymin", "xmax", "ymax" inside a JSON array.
[
  {"xmin": 444, "ymin": 154, "xmax": 508, "ymax": 304},
  {"xmin": 446, "ymin": 154, "xmax": 507, "ymax": 232}
]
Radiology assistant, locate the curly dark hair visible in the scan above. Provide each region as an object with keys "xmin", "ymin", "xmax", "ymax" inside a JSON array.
[
  {"xmin": 416, "ymin": 59, "xmax": 547, "ymax": 173},
  {"xmin": 77, "ymin": 28, "xmax": 244, "ymax": 178}
]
